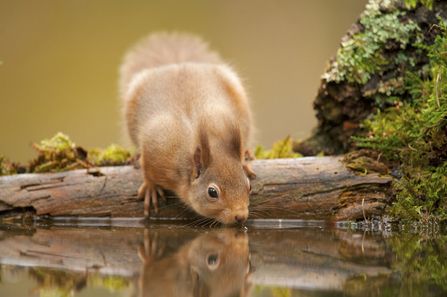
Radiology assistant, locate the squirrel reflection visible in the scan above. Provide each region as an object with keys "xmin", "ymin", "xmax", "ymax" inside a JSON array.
[{"xmin": 136, "ymin": 229, "xmax": 253, "ymax": 297}]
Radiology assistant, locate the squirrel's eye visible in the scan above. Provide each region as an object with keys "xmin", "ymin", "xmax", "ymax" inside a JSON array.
[
  {"xmin": 208, "ymin": 187, "xmax": 218, "ymax": 198},
  {"xmin": 207, "ymin": 254, "xmax": 218, "ymax": 265}
]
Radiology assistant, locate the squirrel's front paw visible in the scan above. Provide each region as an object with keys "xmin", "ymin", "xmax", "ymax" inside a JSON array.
[{"xmin": 138, "ymin": 181, "xmax": 166, "ymax": 217}]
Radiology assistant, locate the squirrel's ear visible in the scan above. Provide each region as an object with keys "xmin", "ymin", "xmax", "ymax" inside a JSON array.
[
  {"xmin": 192, "ymin": 129, "xmax": 211, "ymax": 179},
  {"xmin": 229, "ymin": 124, "xmax": 242, "ymax": 160},
  {"xmin": 193, "ymin": 146, "xmax": 202, "ymax": 179},
  {"xmin": 199, "ymin": 128, "xmax": 211, "ymax": 166}
]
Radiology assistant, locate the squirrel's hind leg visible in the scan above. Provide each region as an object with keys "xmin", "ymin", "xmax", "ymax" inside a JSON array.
[
  {"xmin": 243, "ymin": 164, "xmax": 256, "ymax": 178},
  {"xmin": 243, "ymin": 150, "xmax": 256, "ymax": 178}
]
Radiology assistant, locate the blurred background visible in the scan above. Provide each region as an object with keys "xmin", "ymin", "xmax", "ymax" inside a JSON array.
[{"xmin": 0, "ymin": 0, "xmax": 369, "ymax": 163}]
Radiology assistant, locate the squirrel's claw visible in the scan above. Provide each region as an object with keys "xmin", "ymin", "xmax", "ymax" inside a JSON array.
[
  {"xmin": 138, "ymin": 182, "xmax": 150, "ymax": 217},
  {"xmin": 138, "ymin": 181, "xmax": 165, "ymax": 217},
  {"xmin": 138, "ymin": 182, "xmax": 147, "ymax": 200},
  {"xmin": 151, "ymin": 188, "xmax": 159, "ymax": 214},
  {"xmin": 138, "ymin": 230, "xmax": 166, "ymax": 263},
  {"xmin": 156, "ymin": 187, "xmax": 166, "ymax": 202}
]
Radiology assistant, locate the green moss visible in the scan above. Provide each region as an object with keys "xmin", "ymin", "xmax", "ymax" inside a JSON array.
[
  {"xmin": 353, "ymin": 18, "xmax": 447, "ymax": 223},
  {"xmin": 38, "ymin": 132, "xmax": 74, "ymax": 151},
  {"xmin": 0, "ymin": 155, "xmax": 16, "ymax": 176},
  {"xmin": 404, "ymin": 0, "xmax": 434, "ymax": 9},
  {"xmin": 29, "ymin": 132, "xmax": 86, "ymax": 173},
  {"xmin": 254, "ymin": 136, "xmax": 302, "ymax": 159},
  {"xmin": 1, "ymin": 133, "xmax": 135, "ymax": 175},
  {"xmin": 322, "ymin": 0, "xmax": 421, "ymax": 85},
  {"xmin": 343, "ymin": 150, "xmax": 390, "ymax": 175},
  {"xmin": 88, "ymin": 144, "xmax": 133, "ymax": 166}
]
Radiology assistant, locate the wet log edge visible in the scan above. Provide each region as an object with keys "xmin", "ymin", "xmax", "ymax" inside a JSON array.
[{"xmin": 0, "ymin": 156, "xmax": 393, "ymax": 221}]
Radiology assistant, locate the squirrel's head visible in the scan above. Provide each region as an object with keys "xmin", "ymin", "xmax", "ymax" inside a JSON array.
[{"xmin": 189, "ymin": 125, "xmax": 251, "ymax": 225}]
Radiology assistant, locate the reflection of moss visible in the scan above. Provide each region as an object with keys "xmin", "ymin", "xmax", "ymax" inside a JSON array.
[
  {"xmin": 89, "ymin": 274, "xmax": 129, "ymax": 292},
  {"xmin": 255, "ymin": 136, "xmax": 302, "ymax": 159},
  {"xmin": 28, "ymin": 267, "xmax": 87, "ymax": 296},
  {"xmin": 388, "ymin": 231, "xmax": 447, "ymax": 292},
  {"xmin": 341, "ymin": 231, "xmax": 447, "ymax": 295},
  {"xmin": 253, "ymin": 285, "xmax": 291, "ymax": 297},
  {"xmin": 343, "ymin": 273, "xmax": 398, "ymax": 297},
  {"xmin": 39, "ymin": 288, "xmax": 73, "ymax": 297},
  {"xmin": 270, "ymin": 286, "xmax": 291, "ymax": 297},
  {"xmin": 26, "ymin": 266, "xmax": 130, "ymax": 295}
]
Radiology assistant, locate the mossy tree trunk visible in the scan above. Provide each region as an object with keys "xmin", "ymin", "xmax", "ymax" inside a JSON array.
[{"xmin": 295, "ymin": 1, "xmax": 447, "ymax": 156}]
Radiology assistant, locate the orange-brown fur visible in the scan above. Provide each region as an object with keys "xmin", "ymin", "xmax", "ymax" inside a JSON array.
[
  {"xmin": 137, "ymin": 230, "xmax": 253, "ymax": 297},
  {"xmin": 120, "ymin": 33, "xmax": 254, "ymax": 224}
]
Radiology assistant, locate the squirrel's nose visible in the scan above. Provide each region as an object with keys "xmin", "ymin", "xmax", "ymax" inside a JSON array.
[
  {"xmin": 234, "ymin": 207, "xmax": 248, "ymax": 223},
  {"xmin": 235, "ymin": 214, "xmax": 247, "ymax": 223}
]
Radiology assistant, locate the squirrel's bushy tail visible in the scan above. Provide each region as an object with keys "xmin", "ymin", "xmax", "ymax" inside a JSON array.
[{"xmin": 119, "ymin": 32, "xmax": 223, "ymax": 96}]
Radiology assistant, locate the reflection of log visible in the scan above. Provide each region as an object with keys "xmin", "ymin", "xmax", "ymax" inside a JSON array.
[
  {"xmin": 248, "ymin": 229, "xmax": 391, "ymax": 290},
  {"xmin": 0, "ymin": 156, "xmax": 392, "ymax": 220},
  {"xmin": 0, "ymin": 226, "xmax": 392, "ymax": 291},
  {"xmin": 0, "ymin": 227, "xmax": 144, "ymax": 277}
]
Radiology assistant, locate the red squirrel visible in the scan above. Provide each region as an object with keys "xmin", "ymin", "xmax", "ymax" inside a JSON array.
[
  {"xmin": 119, "ymin": 33, "xmax": 255, "ymax": 224},
  {"xmin": 137, "ymin": 230, "xmax": 253, "ymax": 297}
]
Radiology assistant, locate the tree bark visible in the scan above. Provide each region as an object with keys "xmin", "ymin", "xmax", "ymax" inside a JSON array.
[{"xmin": 0, "ymin": 156, "xmax": 392, "ymax": 221}]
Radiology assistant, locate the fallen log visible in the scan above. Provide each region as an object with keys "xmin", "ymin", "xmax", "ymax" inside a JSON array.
[{"xmin": 0, "ymin": 156, "xmax": 393, "ymax": 221}]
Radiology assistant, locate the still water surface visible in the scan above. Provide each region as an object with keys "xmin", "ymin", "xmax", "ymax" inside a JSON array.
[{"xmin": 0, "ymin": 219, "xmax": 446, "ymax": 296}]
